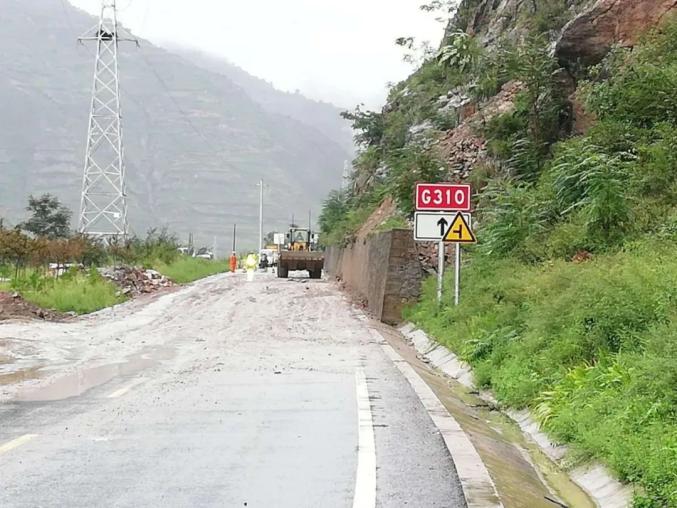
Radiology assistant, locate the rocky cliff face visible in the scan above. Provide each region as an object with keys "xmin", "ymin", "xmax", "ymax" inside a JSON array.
[
  {"xmin": 556, "ymin": 0, "xmax": 677, "ymax": 69},
  {"xmin": 453, "ymin": 0, "xmax": 676, "ymax": 68},
  {"xmin": 433, "ymin": 0, "xmax": 676, "ymax": 180},
  {"xmin": 0, "ymin": 0, "xmax": 351, "ymax": 248}
]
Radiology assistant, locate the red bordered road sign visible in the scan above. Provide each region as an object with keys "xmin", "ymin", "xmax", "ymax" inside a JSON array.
[{"xmin": 416, "ymin": 183, "xmax": 471, "ymax": 211}]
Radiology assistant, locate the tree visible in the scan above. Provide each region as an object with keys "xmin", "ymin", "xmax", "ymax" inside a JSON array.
[
  {"xmin": 0, "ymin": 228, "xmax": 33, "ymax": 277},
  {"xmin": 319, "ymin": 190, "xmax": 349, "ymax": 234},
  {"xmin": 341, "ymin": 106, "xmax": 385, "ymax": 147},
  {"xmin": 21, "ymin": 194, "xmax": 72, "ymax": 239}
]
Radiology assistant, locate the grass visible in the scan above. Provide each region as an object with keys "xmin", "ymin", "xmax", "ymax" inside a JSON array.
[
  {"xmin": 405, "ymin": 241, "xmax": 677, "ymax": 506},
  {"xmin": 3, "ymin": 269, "xmax": 125, "ymax": 315},
  {"xmin": 152, "ymin": 257, "xmax": 230, "ymax": 284}
]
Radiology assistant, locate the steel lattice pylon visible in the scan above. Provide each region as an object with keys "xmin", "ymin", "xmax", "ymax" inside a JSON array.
[{"xmin": 78, "ymin": 0, "xmax": 137, "ymax": 239}]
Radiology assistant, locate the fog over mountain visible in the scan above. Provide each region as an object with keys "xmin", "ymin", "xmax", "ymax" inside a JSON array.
[{"xmin": 0, "ymin": 0, "xmax": 353, "ymax": 249}]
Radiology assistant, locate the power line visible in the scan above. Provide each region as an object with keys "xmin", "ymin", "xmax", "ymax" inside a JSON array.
[{"xmin": 138, "ymin": 50, "xmax": 224, "ymax": 154}]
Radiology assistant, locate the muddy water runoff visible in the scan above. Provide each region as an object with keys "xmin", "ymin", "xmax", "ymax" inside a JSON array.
[{"xmin": 376, "ymin": 323, "xmax": 595, "ymax": 508}]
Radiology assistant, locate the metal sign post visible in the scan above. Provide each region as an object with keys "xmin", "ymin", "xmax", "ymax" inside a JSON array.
[
  {"xmin": 454, "ymin": 243, "xmax": 461, "ymax": 306},
  {"xmin": 437, "ymin": 241, "xmax": 444, "ymax": 305}
]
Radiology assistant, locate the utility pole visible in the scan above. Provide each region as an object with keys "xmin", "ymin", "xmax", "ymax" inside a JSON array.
[
  {"xmin": 258, "ymin": 178, "xmax": 264, "ymax": 252},
  {"xmin": 77, "ymin": 0, "xmax": 138, "ymax": 239},
  {"xmin": 229, "ymin": 223, "xmax": 238, "ymax": 272}
]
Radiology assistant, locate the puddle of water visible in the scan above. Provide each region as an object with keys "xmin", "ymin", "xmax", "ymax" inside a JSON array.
[
  {"xmin": 378, "ymin": 325, "xmax": 595, "ymax": 508},
  {"xmin": 0, "ymin": 366, "xmax": 42, "ymax": 386},
  {"xmin": 11, "ymin": 345, "xmax": 175, "ymax": 402}
]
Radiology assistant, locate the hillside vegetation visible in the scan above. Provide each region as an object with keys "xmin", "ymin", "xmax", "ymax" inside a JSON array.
[{"xmin": 322, "ymin": 2, "xmax": 676, "ymax": 506}]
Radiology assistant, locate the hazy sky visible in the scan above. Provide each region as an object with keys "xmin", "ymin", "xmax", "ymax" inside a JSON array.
[{"xmin": 68, "ymin": 0, "xmax": 448, "ymax": 109}]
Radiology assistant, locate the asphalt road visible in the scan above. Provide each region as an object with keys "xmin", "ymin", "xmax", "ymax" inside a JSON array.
[{"xmin": 0, "ymin": 273, "xmax": 467, "ymax": 508}]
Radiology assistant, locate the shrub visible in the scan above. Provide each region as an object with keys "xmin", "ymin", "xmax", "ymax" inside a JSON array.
[{"xmin": 407, "ymin": 242, "xmax": 677, "ymax": 505}]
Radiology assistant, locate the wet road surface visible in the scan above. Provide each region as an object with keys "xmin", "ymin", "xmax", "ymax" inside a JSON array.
[{"xmin": 0, "ymin": 273, "xmax": 466, "ymax": 507}]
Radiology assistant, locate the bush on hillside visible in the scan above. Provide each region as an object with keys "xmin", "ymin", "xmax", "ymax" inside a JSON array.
[{"xmin": 406, "ymin": 243, "xmax": 677, "ymax": 505}]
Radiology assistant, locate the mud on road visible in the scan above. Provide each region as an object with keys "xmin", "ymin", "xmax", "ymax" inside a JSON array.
[
  {"xmin": 0, "ymin": 272, "xmax": 587, "ymax": 507},
  {"xmin": 0, "ymin": 273, "xmax": 467, "ymax": 507}
]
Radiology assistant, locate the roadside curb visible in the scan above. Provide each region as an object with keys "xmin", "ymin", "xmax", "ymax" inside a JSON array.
[
  {"xmin": 399, "ymin": 323, "xmax": 633, "ymax": 508},
  {"xmin": 368, "ymin": 327, "xmax": 502, "ymax": 508}
]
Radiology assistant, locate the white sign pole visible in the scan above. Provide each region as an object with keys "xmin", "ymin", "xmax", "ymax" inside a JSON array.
[
  {"xmin": 454, "ymin": 243, "xmax": 461, "ymax": 306},
  {"xmin": 437, "ymin": 241, "xmax": 444, "ymax": 305}
]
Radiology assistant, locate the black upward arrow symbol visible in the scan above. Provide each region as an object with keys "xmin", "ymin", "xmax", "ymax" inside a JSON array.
[{"xmin": 437, "ymin": 217, "xmax": 448, "ymax": 236}]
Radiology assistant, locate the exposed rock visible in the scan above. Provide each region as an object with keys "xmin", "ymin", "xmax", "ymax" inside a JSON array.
[
  {"xmin": 437, "ymin": 81, "xmax": 524, "ymax": 179},
  {"xmin": 571, "ymin": 93, "xmax": 597, "ymax": 135},
  {"xmin": 556, "ymin": 0, "xmax": 677, "ymax": 69},
  {"xmin": 408, "ymin": 120, "xmax": 435, "ymax": 138},
  {"xmin": 415, "ymin": 242, "xmax": 457, "ymax": 274},
  {"xmin": 437, "ymin": 87, "xmax": 472, "ymax": 112}
]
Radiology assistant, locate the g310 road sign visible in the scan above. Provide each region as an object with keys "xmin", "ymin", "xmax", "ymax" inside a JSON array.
[
  {"xmin": 416, "ymin": 183, "xmax": 471, "ymax": 211},
  {"xmin": 414, "ymin": 211, "xmax": 472, "ymax": 242}
]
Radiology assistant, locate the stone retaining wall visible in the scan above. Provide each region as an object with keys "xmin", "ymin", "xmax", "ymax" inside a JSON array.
[{"xmin": 325, "ymin": 229, "xmax": 422, "ymax": 324}]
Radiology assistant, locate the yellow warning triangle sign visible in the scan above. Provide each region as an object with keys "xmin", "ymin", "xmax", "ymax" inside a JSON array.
[{"xmin": 444, "ymin": 212, "xmax": 476, "ymax": 243}]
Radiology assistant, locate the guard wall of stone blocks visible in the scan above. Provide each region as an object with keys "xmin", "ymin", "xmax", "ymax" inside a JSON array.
[{"xmin": 325, "ymin": 229, "xmax": 422, "ymax": 324}]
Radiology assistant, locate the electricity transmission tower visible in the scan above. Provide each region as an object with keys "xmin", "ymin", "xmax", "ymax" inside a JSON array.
[{"xmin": 78, "ymin": 0, "xmax": 138, "ymax": 239}]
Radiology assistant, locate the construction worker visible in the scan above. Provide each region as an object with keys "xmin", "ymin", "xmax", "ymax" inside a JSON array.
[
  {"xmin": 245, "ymin": 252, "xmax": 257, "ymax": 281},
  {"xmin": 229, "ymin": 251, "xmax": 238, "ymax": 273}
]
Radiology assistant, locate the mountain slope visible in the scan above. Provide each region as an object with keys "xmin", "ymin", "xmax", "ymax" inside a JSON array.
[
  {"xmin": 170, "ymin": 48, "xmax": 355, "ymax": 157},
  {"xmin": 0, "ymin": 0, "xmax": 350, "ymax": 248}
]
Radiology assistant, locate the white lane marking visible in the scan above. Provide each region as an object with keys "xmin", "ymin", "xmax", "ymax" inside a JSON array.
[
  {"xmin": 0, "ymin": 434, "xmax": 38, "ymax": 455},
  {"xmin": 353, "ymin": 369, "xmax": 376, "ymax": 508},
  {"xmin": 379, "ymin": 340, "xmax": 503, "ymax": 508},
  {"xmin": 106, "ymin": 378, "xmax": 146, "ymax": 399}
]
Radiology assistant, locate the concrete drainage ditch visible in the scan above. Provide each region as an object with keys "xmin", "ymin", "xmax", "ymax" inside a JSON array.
[{"xmin": 373, "ymin": 321, "xmax": 608, "ymax": 508}]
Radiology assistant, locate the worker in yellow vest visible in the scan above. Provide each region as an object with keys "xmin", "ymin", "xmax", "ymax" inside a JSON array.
[{"xmin": 245, "ymin": 253, "xmax": 257, "ymax": 281}]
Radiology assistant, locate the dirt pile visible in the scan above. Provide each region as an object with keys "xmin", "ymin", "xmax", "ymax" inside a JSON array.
[
  {"xmin": 354, "ymin": 197, "xmax": 398, "ymax": 241},
  {"xmin": 98, "ymin": 267, "xmax": 174, "ymax": 296},
  {"xmin": 0, "ymin": 292, "xmax": 65, "ymax": 322}
]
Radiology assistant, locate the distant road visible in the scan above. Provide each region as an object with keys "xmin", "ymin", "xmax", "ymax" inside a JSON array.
[{"xmin": 0, "ymin": 273, "xmax": 466, "ymax": 507}]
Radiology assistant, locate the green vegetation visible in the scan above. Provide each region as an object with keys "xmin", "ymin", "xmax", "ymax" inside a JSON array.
[
  {"xmin": 322, "ymin": 15, "xmax": 568, "ymax": 243},
  {"xmin": 405, "ymin": 21, "xmax": 677, "ymax": 507},
  {"xmin": 153, "ymin": 257, "xmax": 230, "ymax": 284},
  {"xmin": 323, "ymin": 3, "xmax": 676, "ymax": 504},
  {"xmin": 406, "ymin": 242, "xmax": 677, "ymax": 507},
  {"xmin": 2, "ymin": 268, "xmax": 124, "ymax": 314}
]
